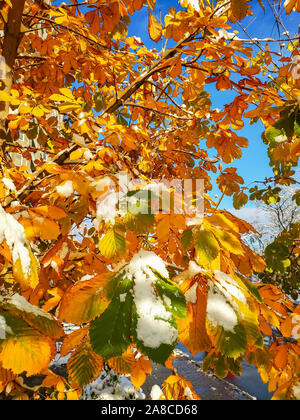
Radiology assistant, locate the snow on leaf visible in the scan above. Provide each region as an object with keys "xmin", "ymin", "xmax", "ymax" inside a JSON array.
[
  {"xmin": 0, "ymin": 205, "xmax": 39, "ymax": 289},
  {"xmin": 0, "ymin": 294, "xmax": 63, "ymax": 340},
  {"xmin": 89, "ymin": 278, "xmax": 134, "ymax": 360}
]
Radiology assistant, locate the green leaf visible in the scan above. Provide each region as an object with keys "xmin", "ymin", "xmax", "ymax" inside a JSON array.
[
  {"xmin": 264, "ymin": 125, "xmax": 287, "ymax": 145},
  {"xmin": 295, "ymin": 113, "xmax": 300, "ymax": 137},
  {"xmin": 233, "ymin": 191, "xmax": 248, "ymax": 210},
  {"xmin": 226, "ymin": 357, "xmax": 242, "ymax": 376},
  {"xmin": 194, "ymin": 229, "xmax": 219, "ymax": 265},
  {"xmin": 181, "ymin": 229, "xmax": 193, "ymax": 251},
  {"xmin": 208, "ymin": 322, "xmax": 247, "ymax": 359},
  {"xmin": 215, "ymin": 355, "xmax": 228, "ymax": 379},
  {"xmin": 152, "ymin": 270, "xmax": 187, "ymax": 319},
  {"xmin": 202, "ymin": 351, "xmax": 217, "ymax": 373},
  {"xmin": 265, "ymin": 242, "xmax": 291, "ymax": 273},
  {"xmin": 238, "ymin": 277, "xmax": 262, "ymax": 303},
  {"xmin": 292, "ymin": 191, "xmax": 300, "ymax": 206},
  {"xmin": 89, "ymin": 278, "xmax": 133, "ymax": 360}
]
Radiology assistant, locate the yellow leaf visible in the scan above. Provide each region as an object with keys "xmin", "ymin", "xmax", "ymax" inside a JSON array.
[
  {"xmin": 58, "ymin": 274, "xmax": 110, "ymax": 324},
  {"xmin": 13, "ymin": 246, "xmax": 40, "ymax": 289},
  {"xmin": 59, "ymin": 88, "xmax": 75, "ymax": 100},
  {"xmin": 108, "ymin": 348, "xmax": 135, "ymax": 375},
  {"xmin": 148, "ymin": 10, "xmax": 162, "ymax": 42},
  {"xmin": 284, "ymin": 0, "xmax": 300, "ymax": 14},
  {"xmin": 147, "ymin": 0, "xmax": 156, "ymax": 11},
  {"xmin": 70, "ymin": 149, "xmax": 84, "ymax": 161},
  {"xmin": 131, "ymin": 356, "xmax": 152, "ymax": 390},
  {"xmin": 156, "ymin": 216, "xmax": 170, "ymax": 242},
  {"xmin": 0, "ymin": 313, "xmax": 55, "ymax": 376},
  {"xmin": 0, "ymin": 91, "xmax": 13, "ymax": 102},
  {"xmin": 274, "ymin": 346, "xmax": 288, "ymax": 370},
  {"xmin": 33, "ymin": 206, "xmax": 66, "ymax": 220},
  {"xmin": 178, "ymin": 277, "xmax": 211, "ymax": 355},
  {"xmin": 210, "ymin": 227, "xmax": 243, "ymax": 255},
  {"xmin": 60, "ymin": 326, "xmax": 89, "ymax": 358}
]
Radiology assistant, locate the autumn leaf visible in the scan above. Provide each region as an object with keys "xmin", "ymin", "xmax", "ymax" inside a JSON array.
[
  {"xmin": 0, "ymin": 311, "xmax": 55, "ymax": 376},
  {"xmin": 231, "ymin": 0, "xmax": 248, "ymax": 21},
  {"xmin": 148, "ymin": 10, "xmax": 162, "ymax": 42},
  {"xmin": 67, "ymin": 340, "xmax": 104, "ymax": 387},
  {"xmin": 58, "ymin": 274, "xmax": 111, "ymax": 325}
]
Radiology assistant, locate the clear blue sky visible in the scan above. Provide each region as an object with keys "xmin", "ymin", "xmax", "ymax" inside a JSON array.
[{"xmin": 126, "ymin": 0, "xmax": 300, "ymax": 210}]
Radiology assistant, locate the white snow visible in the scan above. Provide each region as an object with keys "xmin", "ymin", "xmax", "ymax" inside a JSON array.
[
  {"xmin": 213, "ymin": 270, "xmax": 247, "ymax": 308},
  {"xmin": 2, "ymin": 177, "xmax": 16, "ymax": 192},
  {"xmin": 80, "ymin": 274, "xmax": 94, "ymax": 282},
  {"xmin": 10, "ymin": 294, "xmax": 53, "ymax": 320},
  {"xmin": 184, "ymin": 386, "xmax": 196, "ymax": 400},
  {"xmin": 274, "ymin": 134, "xmax": 288, "ymax": 143},
  {"xmin": 96, "ymin": 191, "xmax": 120, "ymax": 226},
  {"xmin": 0, "ymin": 204, "xmax": 31, "ymax": 277},
  {"xmin": 82, "ymin": 370, "xmax": 145, "ymax": 400},
  {"xmin": 125, "ymin": 250, "xmax": 177, "ymax": 349},
  {"xmin": 185, "ymin": 282, "xmax": 198, "ymax": 304},
  {"xmin": 163, "ymin": 295, "xmax": 172, "ymax": 307},
  {"xmin": 185, "ymin": 0, "xmax": 200, "ymax": 12},
  {"xmin": 0, "ymin": 315, "xmax": 7, "ymax": 340},
  {"xmin": 293, "ymin": 382, "xmax": 300, "ymax": 400},
  {"xmin": 206, "ymin": 280, "xmax": 238, "ymax": 332},
  {"xmin": 56, "ymin": 180, "xmax": 74, "ymax": 198},
  {"xmin": 120, "ymin": 293, "xmax": 127, "ymax": 303},
  {"xmin": 150, "ymin": 384, "xmax": 164, "ymax": 400},
  {"xmin": 174, "ymin": 261, "xmax": 205, "ymax": 285}
]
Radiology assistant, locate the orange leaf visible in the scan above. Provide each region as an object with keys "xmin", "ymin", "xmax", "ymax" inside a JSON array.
[
  {"xmin": 60, "ymin": 326, "xmax": 89, "ymax": 358},
  {"xmin": 58, "ymin": 274, "xmax": 110, "ymax": 324},
  {"xmin": 274, "ymin": 346, "xmax": 288, "ymax": 370},
  {"xmin": 148, "ymin": 10, "xmax": 162, "ymax": 42},
  {"xmin": 131, "ymin": 356, "xmax": 152, "ymax": 390}
]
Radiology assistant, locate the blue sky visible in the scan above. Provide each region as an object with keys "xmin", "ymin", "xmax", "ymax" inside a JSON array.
[{"xmin": 126, "ymin": 1, "xmax": 300, "ymax": 211}]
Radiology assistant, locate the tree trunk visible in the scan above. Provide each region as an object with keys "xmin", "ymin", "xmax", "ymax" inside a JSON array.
[{"xmin": 0, "ymin": 0, "xmax": 26, "ymax": 154}]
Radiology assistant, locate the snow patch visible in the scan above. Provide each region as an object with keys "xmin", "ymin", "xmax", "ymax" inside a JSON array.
[
  {"xmin": 0, "ymin": 204, "xmax": 31, "ymax": 277},
  {"xmin": 82, "ymin": 370, "xmax": 145, "ymax": 400},
  {"xmin": 207, "ymin": 280, "xmax": 238, "ymax": 332},
  {"xmin": 185, "ymin": 282, "xmax": 198, "ymax": 304},
  {"xmin": 0, "ymin": 315, "xmax": 7, "ymax": 340},
  {"xmin": 150, "ymin": 384, "xmax": 163, "ymax": 400},
  {"xmin": 185, "ymin": 0, "xmax": 200, "ymax": 12},
  {"xmin": 213, "ymin": 270, "xmax": 247, "ymax": 308},
  {"xmin": 10, "ymin": 294, "xmax": 53, "ymax": 320},
  {"xmin": 2, "ymin": 177, "xmax": 16, "ymax": 192},
  {"xmin": 293, "ymin": 382, "xmax": 300, "ymax": 400},
  {"xmin": 125, "ymin": 250, "xmax": 177, "ymax": 349},
  {"xmin": 56, "ymin": 180, "xmax": 74, "ymax": 198},
  {"xmin": 274, "ymin": 134, "xmax": 287, "ymax": 143},
  {"xmin": 175, "ymin": 261, "xmax": 205, "ymax": 285}
]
